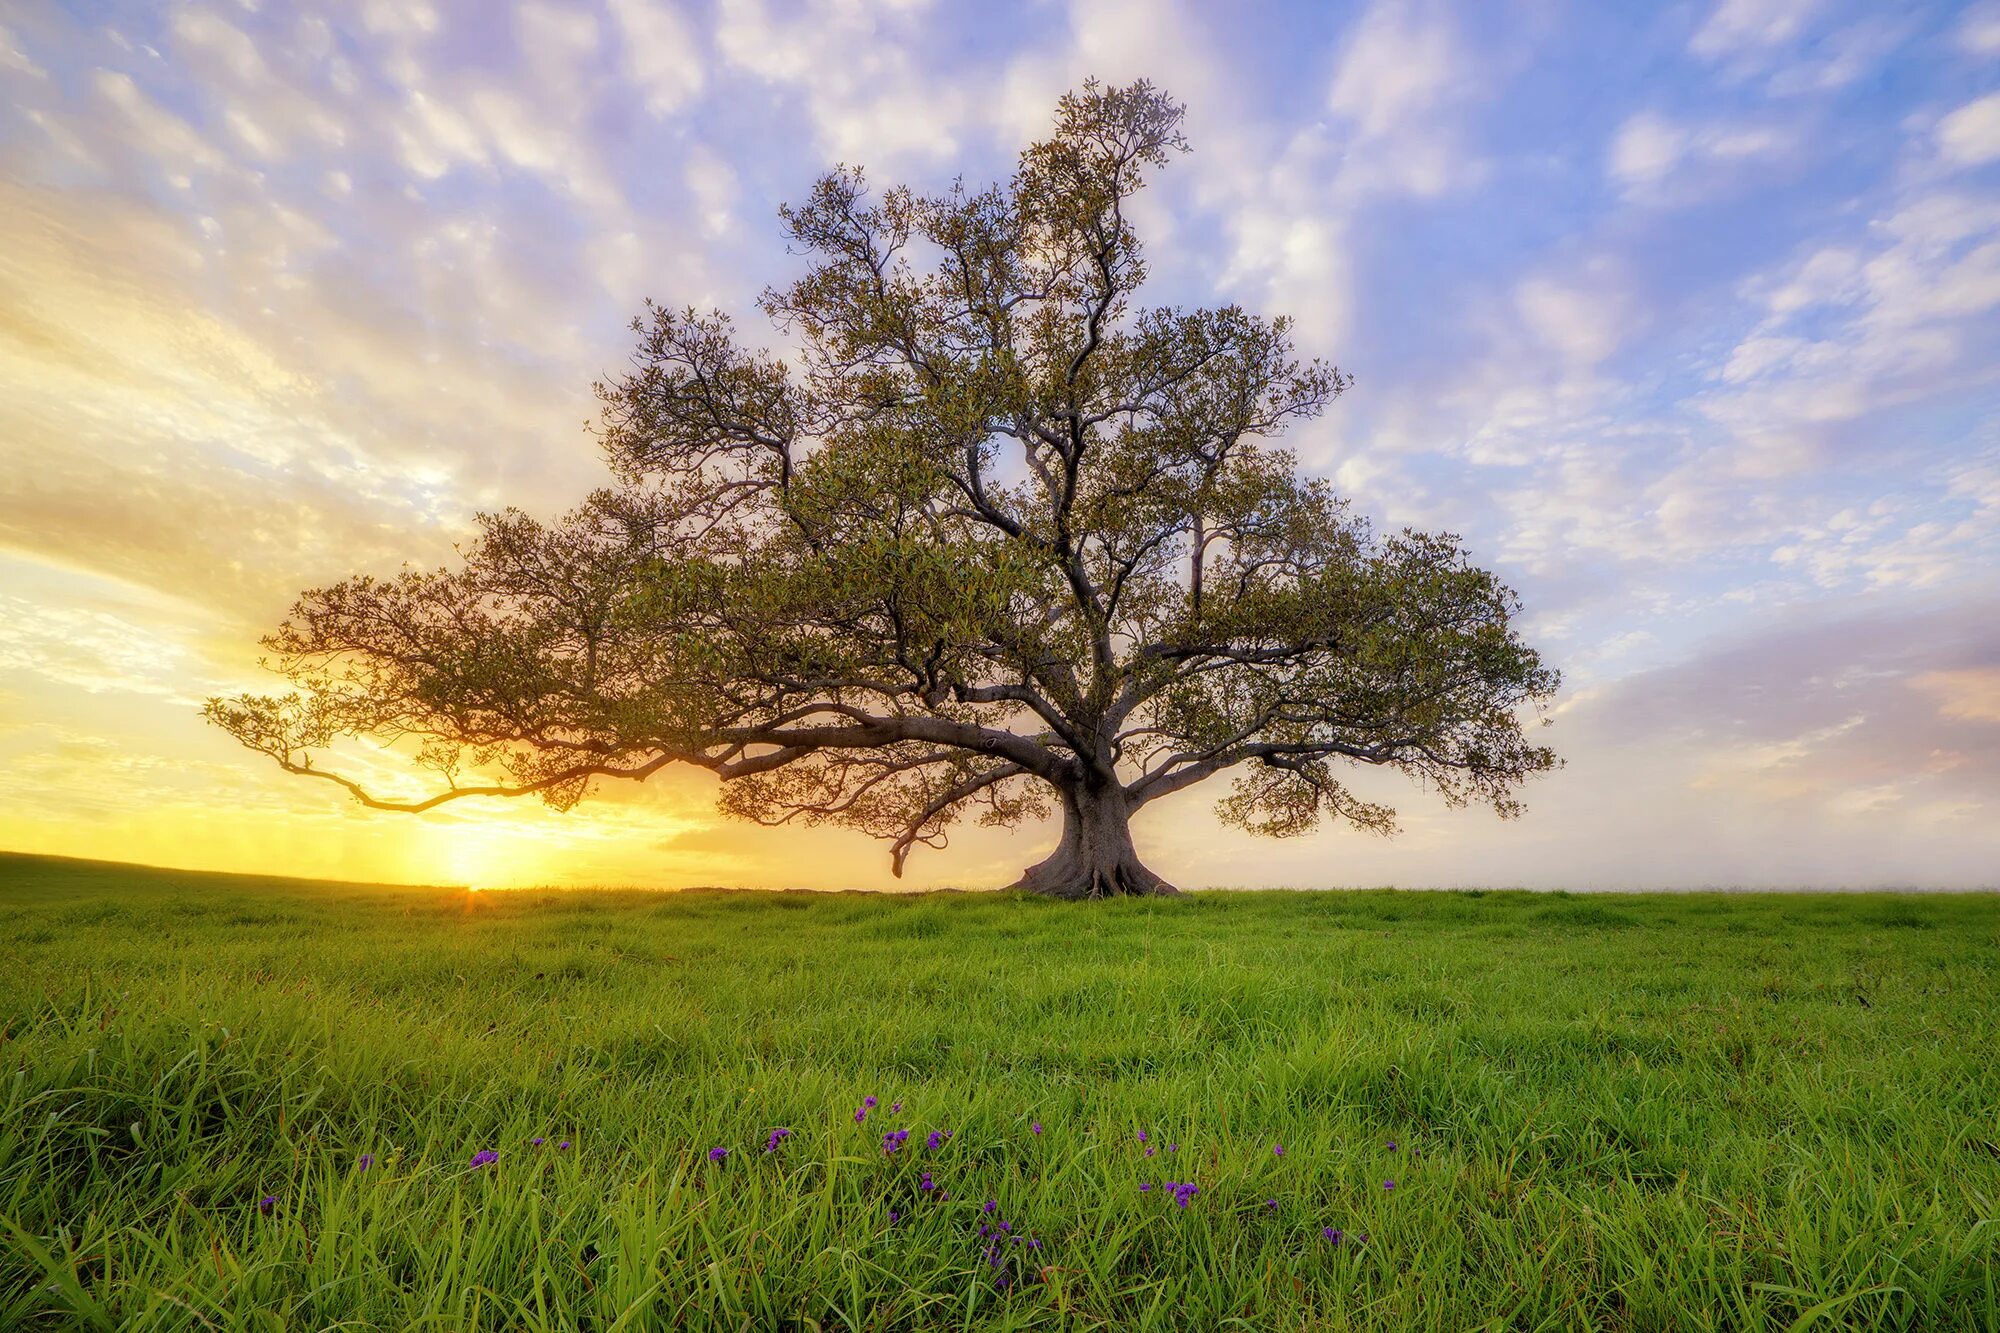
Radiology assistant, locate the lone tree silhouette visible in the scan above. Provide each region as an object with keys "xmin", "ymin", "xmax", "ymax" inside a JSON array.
[{"xmin": 208, "ymin": 81, "xmax": 1559, "ymax": 898}]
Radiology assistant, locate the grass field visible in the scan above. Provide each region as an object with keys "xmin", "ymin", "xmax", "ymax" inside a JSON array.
[{"xmin": 1, "ymin": 852, "xmax": 1996, "ymax": 1330}]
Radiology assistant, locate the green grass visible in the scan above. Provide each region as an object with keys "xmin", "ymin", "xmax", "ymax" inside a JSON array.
[{"xmin": 1, "ymin": 852, "xmax": 1996, "ymax": 1331}]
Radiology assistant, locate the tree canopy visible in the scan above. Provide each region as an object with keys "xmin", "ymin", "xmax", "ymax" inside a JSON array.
[{"xmin": 207, "ymin": 80, "xmax": 1560, "ymax": 898}]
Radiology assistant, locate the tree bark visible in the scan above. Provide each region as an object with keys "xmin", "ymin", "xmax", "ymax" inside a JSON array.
[{"xmin": 1011, "ymin": 783, "xmax": 1182, "ymax": 899}]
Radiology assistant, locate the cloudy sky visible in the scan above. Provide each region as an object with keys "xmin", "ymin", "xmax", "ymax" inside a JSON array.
[{"xmin": 2, "ymin": 0, "xmax": 1997, "ymax": 890}]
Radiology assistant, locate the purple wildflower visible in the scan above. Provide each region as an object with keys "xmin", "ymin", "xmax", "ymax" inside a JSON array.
[
  {"xmin": 1386, "ymin": 1140, "xmax": 1398, "ymax": 1152},
  {"xmin": 1000, "ymin": 1220, "xmax": 1011, "ymax": 1232},
  {"xmin": 863, "ymin": 1095, "xmax": 878, "ymax": 1108},
  {"xmin": 531, "ymin": 1137, "xmax": 545, "ymax": 1147},
  {"xmin": 356, "ymin": 1154, "xmax": 375, "ymax": 1171},
  {"xmin": 1028, "ymin": 1238, "xmax": 1041, "ymax": 1250},
  {"xmin": 1322, "ymin": 1227, "xmax": 1343, "ymax": 1243},
  {"xmin": 470, "ymin": 1150, "xmax": 498, "ymax": 1168},
  {"xmin": 1383, "ymin": 1179, "xmax": 1396, "ymax": 1191},
  {"xmin": 1145, "ymin": 1146, "xmax": 1156, "ymax": 1157},
  {"xmin": 919, "ymin": 1172, "xmax": 936, "ymax": 1192},
  {"xmin": 765, "ymin": 1128, "xmax": 792, "ymax": 1153},
  {"xmin": 854, "ymin": 1107, "xmax": 867, "ymax": 1123},
  {"xmin": 891, "ymin": 1102, "xmax": 901, "ymax": 1114},
  {"xmin": 258, "ymin": 1196, "xmax": 277, "ymax": 1215},
  {"xmin": 984, "ymin": 1199, "xmax": 998, "ymax": 1214},
  {"xmin": 1137, "ymin": 1131, "xmax": 1147, "ymax": 1144},
  {"xmin": 881, "ymin": 1129, "xmax": 910, "ymax": 1155},
  {"xmin": 1265, "ymin": 1198, "xmax": 1279, "ymax": 1212},
  {"xmin": 558, "ymin": 1140, "xmax": 571, "ymax": 1151},
  {"xmin": 708, "ymin": 1147, "xmax": 729, "ymax": 1162},
  {"xmin": 1273, "ymin": 1143, "xmax": 1285, "ymax": 1157},
  {"xmin": 925, "ymin": 1129, "xmax": 950, "ymax": 1150},
  {"xmin": 1031, "ymin": 1122, "xmax": 1043, "ymax": 1135},
  {"xmin": 1167, "ymin": 1143, "xmax": 1179, "ymax": 1154},
  {"xmin": 888, "ymin": 1209, "xmax": 900, "ymax": 1225},
  {"xmin": 1139, "ymin": 1182, "xmax": 1152, "ymax": 1192}
]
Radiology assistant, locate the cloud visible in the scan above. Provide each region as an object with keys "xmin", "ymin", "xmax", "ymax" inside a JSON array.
[
  {"xmin": 1323, "ymin": 0, "xmax": 1475, "ymax": 197},
  {"xmin": 1911, "ymin": 667, "xmax": 2000, "ymax": 723},
  {"xmin": 1937, "ymin": 92, "xmax": 2000, "ymax": 168},
  {"xmin": 1607, "ymin": 110, "xmax": 1790, "ymax": 200},
  {"xmin": 607, "ymin": 0, "xmax": 705, "ymax": 116},
  {"xmin": 1515, "ymin": 261, "xmax": 1637, "ymax": 367},
  {"xmin": 1326, "ymin": 0, "xmax": 1463, "ymax": 139},
  {"xmin": 1959, "ymin": 3, "xmax": 2000, "ymax": 58},
  {"xmin": 1689, "ymin": 0, "xmax": 1821, "ymax": 61},
  {"xmin": 714, "ymin": 0, "xmax": 973, "ymax": 162}
]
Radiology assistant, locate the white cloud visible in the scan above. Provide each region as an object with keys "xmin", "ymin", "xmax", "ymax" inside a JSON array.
[
  {"xmin": 1764, "ymin": 19, "xmax": 1905, "ymax": 95},
  {"xmin": 92, "ymin": 69, "xmax": 227, "ymax": 174},
  {"xmin": 1689, "ymin": 0, "xmax": 1821, "ymax": 60},
  {"xmin": 1608, "ymin": 110, "xmax": 1790, "ymax": 199},
  {"xmin": 1608, "ymin": 113, "xmax": 1683, "ymax": 187},
  {"xmin": 0, "ymin": 23, "xmax": 43, "ymax": 77},
  {"xmin": 359, "ymin": 0, "xmax": 439, "ymax": 39},
  {"xmin": 1959, "ymin": 3, "xmax": 2000, "ymax": 58},
  {"xmin": 1515, "ymin": 263, "xmax": 1635, "ymax": 367},
  {"xmin": 684, "ymin": 144, "xmax": 738, "ymax": 236},
  {"xmin": 607, "ymin": 0, "xmax": 704, "ymax": 116},
  {"xmin": 715, "ymin": 0, "xmax": 966, "ymax": 161},
  {"xmin": 515, "ymin": 1, "xmax": 601, "ymax": 95},
  {"xmin": 1326, "ymin": 0, "xmax": 1462, "ymax": 138},
  {"xmin": 1937, "ymin": 93, "xmax": 2000, "ymax": 168}
]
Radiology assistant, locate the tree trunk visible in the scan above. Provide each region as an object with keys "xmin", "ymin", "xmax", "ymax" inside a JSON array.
[{"xmin": 1011, "ymin": 784, "xmax": 1182, "ymax": 899}]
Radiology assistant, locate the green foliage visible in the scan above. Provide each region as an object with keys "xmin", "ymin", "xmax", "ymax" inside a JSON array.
[
  {"xmin": 3, "ymin": 853, "xmax": 1997, "ymax": 1329},
  {"xmin": 203, "ymin": 81, "xmax": 1560, "ymax": 894}
]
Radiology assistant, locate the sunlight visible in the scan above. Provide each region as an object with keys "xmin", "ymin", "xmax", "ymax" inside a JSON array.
[{"xmin": 429, "ymin": 819, "xmax": 559, "ymax": 890}]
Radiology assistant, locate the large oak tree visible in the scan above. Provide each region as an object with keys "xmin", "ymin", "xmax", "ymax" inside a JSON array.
[{"xmin": 208, "ymin": 81, "xmax": 1559, "ymax": 898}]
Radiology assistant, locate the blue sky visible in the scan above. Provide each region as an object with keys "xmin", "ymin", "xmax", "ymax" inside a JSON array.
[{"xmin": 1, "ymin": 0, "xmax": 1997, "ymax": 888}]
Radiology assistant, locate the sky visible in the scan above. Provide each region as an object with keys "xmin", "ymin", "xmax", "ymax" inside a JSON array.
[{"xmin": 1, "ymin": 0, "xmax": 1997, "ymax": 892}]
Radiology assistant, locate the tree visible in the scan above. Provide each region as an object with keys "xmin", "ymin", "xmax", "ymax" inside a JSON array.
[{"xmin": 207, "ymin": 80, "xmax": 1560, "ymax": 899}]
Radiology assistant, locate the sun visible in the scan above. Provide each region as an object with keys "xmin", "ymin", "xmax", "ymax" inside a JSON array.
[{"xmin": 427, "ymin": 818, "xmax": 558, "ymax": 890}]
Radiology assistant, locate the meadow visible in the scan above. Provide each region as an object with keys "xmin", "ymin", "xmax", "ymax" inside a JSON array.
[{"xmin": 0, "ymin": 852, "xmax": 1995, "ymax": 1331}]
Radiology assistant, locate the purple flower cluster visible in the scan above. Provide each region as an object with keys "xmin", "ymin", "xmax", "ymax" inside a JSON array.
[
  {"xmin": 286, "ymin": 1107, "xmax": 1406, "ymax": 1269},
  {"xmin": 257, "ymin": 1195, "xmax": 277, "ymax": 1215},
  {"xmin": 972, "ymin": 1200, "xmax": 1043, "ymax": 1292}
]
